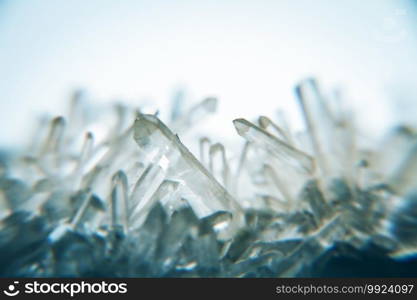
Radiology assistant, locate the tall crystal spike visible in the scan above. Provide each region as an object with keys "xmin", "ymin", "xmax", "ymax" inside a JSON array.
[
  {"xmin": 233, "ymin": 118, "xmax": 314, "ymax": 174},
  {"xmin": 110, "ymin": 170, "xmax": 129, "ymax": 232},
  {"xmin": 133, "ymin": 114, "xmax": 243, "ymax": 229},
  {"xmin": 209, "ymin": 143, "xmax": 230, "ymax": 189},
  {"xmin": 258, "ymin": 116, "xmax": 292, "ymax": 145}
]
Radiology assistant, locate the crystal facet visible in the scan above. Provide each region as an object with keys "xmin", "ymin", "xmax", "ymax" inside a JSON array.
[{"xmin": 0, "ymin": 80, "xmax": 416, "ymax": 277}]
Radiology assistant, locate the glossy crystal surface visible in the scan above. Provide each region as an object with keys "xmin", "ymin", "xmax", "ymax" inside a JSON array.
[{"xmin": 1, "ymin": 81, "xmax": 417, "ymax": 277}]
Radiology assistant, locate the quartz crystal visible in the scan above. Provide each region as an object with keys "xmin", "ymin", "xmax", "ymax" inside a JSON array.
[{"xmin": 0, "ymin": 80, "xmax": 417, "ymax": 277}]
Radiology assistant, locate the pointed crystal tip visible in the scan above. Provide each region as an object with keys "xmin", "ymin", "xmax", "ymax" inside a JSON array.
[
  {"xmin": 258, "ymin": 116, "xmax": 271, "ymax": 128},
  {"xmin": 52, "ymin": 116, "xmax": 66, "ymax": 126},
  {"xmin": 134, "ymin": 114, "xmax": 161, "ymax": 147},
  {"xmin": 233, "ymin": 119, "xmax": 250, "ymax": 136}
]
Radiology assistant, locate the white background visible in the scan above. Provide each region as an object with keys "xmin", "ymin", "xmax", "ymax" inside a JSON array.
[{"xmin": 1, "ymin": 0, "xmax": 417, "ymax": 148}]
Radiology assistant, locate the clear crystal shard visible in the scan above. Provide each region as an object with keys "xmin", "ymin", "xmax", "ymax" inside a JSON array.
[
  {"xmin": 258, "ymin": 116, "xmax": 292, "ymax": 145},
  {"xmin": 209, "ymin": 143, "xmax": 230, "ymax": 189},
  {"xmin": 155, "ymin": 205, "xmax": 199, "ymax": 273},
  {"xmin": 128, "ymin": 163, "xmax": 165, "ymax": 228},
  {"xmin": 2, "ymin": 78, "xmax": 417, "ymax": 278},
  {"xmin": 133, "ymin": 114, "xmax": 243, "ymax": 230},
  {"xmin": 110, "ymin": 170, "xmax": 129, "ymax": 232},
  {"xmin": 295, "ymin": 79, "xmax": 332, "ymax": 176},
  {"xmin": 233, "ymin": 118, "xmax": 314, "ymax": 174},
  {"xmin": 199, "ymin": 137, "xmax": 211, "ymax": 167},
  {"xmin": 295, "ymin": 78, "xmax": 356, "ymax": 181},
  {"xmin": 130, "ymin": 178, "xmax": 179, "ymax": 229}
]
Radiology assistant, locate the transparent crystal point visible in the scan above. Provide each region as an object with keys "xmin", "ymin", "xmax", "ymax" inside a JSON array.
[
  {"xmin": 4, "ymin": 79, "xmax": 417, "ymax": 277},
  {"xmin": 233, "ymin": 118, "xmax": 314, "ymax": 174},
  {"xmin": 295, "ymin": 79, "xmax": 332, "ymax": 175},
  {"xmin": 68, "ymin": 89, "xmax": 87, "ymax": 131},
  {"xmin": 258, "ymin": 116, "xmax": 292, "ymax": 145},
  {"xmin": 69, "ymin": 189, "xmax": 99, "ymax": 227},
  {"xmin": 128, "ymin": 163, "xmax": 165, "ymax": 227},
  {"xmin": 40, "ymin": 116, "xmax": 66, "ymax": 156},
  {"xmin": 209, "ymin": 143, "xmax": 230, "ymax": 189},
  {"xmin": 73, "ymin": 132, "xmax": 94, "ymax": 176},
  {"xmin": 295, "ymin": 78, "xmax": 356, "ymax": 181},
  {"xmin": 199, "ymin": 137, "xmax": 211, "ymax": 167},
  {"xmin": 155, "ymin": 205, "xmax": 200, "ymax": 272},
  {"xmin": 110, "ymin": 170, "xmax": 129, "ymax": 232},
  {"xmin": 133, "ymin": 114, "xmax": 243, "ymax": 230},
  {"xmin": 232, "ymin": 141, "xmax": 250, "ymax": 196},
  {"xmin": 130, "ymin": 179, "xmax": 180, "ymax": 229}
]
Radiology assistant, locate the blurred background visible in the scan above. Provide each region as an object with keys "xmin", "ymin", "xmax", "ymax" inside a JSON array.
[{"xmin": 1, "ymin": 0, "xmax": 417, "ymax": 148}]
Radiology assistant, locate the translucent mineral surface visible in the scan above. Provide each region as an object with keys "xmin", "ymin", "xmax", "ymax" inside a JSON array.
[{"xmin": 0, "ymin": 79, "xmax": 417, "ymax": 277}]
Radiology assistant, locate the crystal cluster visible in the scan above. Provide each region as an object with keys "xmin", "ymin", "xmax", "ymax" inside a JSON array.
[{"xmin": 1, "ymin": 78, "xmax": 417, "ymax": 277}]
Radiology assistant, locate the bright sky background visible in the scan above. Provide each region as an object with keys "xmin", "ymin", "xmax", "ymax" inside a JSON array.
[{"xmin": 1, "ymin": 0, "xmax": 417, "ymax": 148}]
